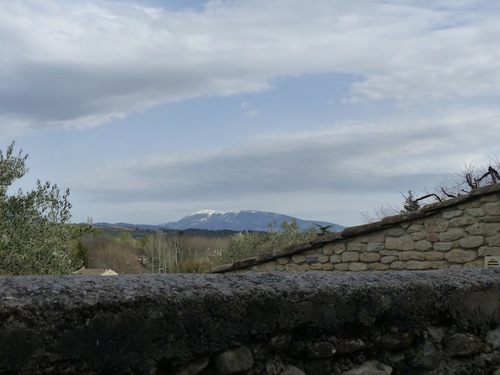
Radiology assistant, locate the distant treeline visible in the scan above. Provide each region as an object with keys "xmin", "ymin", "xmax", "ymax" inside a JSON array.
[{"xmin": 93, "ymin": 225, "xmax": 254, "ymax": 239}]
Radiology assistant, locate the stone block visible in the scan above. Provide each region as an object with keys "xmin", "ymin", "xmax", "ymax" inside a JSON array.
[
  {"xmin": 277, "ymin": 257, "xmax": 290, "ymax": 265},
  {"xmin": 369, "ymin": 233, "xmax": 385, "ymax": 243},
  {"xmin": 410, "ymin": 231, "xmax": 427, "ymax": 241},
  {"xmin": 275, "ymin": 265, "xmax": 285, "ymax": 271},
  {"xmin": 381, "ymin": 256, "xmax": 398, "ymax": 264},
  {"xmin": 386, "ymin": 235, "xmax": 415, "ymax": 250},
  {"xmin": 258, "ymin": 262, "xmax": 277, "ymax": 271},
  {"xmin": 342, "ymin": 251, "xmax": 360, "ymax": 262},
  {"xmin": 433, "ymin": 242, "xmax": 454, "ymax": 251},
  {"xmin": 366, "ymin": 242, "xmax": 385, "ymax": 252},
  {"xmin": 322, "ymin": 244, "xmax": 334, "ymax": 255},
  {"xmin": 424, "ymin": 219, "xmax": 449, "ymax": 232},
  {"xmin": 442, "ymin": 210, "xmax": 462, "ymax": 219},
  {"xmin": 429, "ymin": 261, "xmax": 449, "ymax": 270},
  {"xmin": 321, "ymin": 263, "xmax": 334, "ymax": 271},
  {"xmin": 439, "ymin": 228, "xmax": 465, "ymax": 242},
  {"xmin": 426, "ymin": 233, "xmax": 440, "ymax": 243},
  {"xmin": 347, "ymin": 242, "xmax": 366, "ymax": 252},
  {"xmin": 366, "ymin": 263, "xmax": 391, "ymax": 271},
  {"xmin": 486, "ymin": 234, "xmax": 500, "ymax": 246},
  {"xmin": 292, "ymin": 255, "xmax": 306, "ymax": 264},
  {"xmin": 298, "ymin": 264, "xmax": 311, "ymax": 271},
  {"xmin": 459, "ymin": 236, "xmax": 484, "ymax": 248},
  {"xmin": 400, "ymin": 251, "xmax": 427, "ymax": 261},
  {"xmin": 464, "ymin": 208, "xmax": 485, "ymax": 217},
  {"xmin": 484, "ymin": 203, "xmax": 500, "ymax": 216},
  {"xmin": 445, "ymin": 249, "xmax": 477, "ymax": 263},
  {"xmin": 285, "ymin": 264, "xmax": 299, "ymax": 271},
  {"xmin": 334, "ymin": 243, "xmax": 346, "ymax": 254},
  {"xmin": 349, "ymin": 262, "xmax": 367, "ymax": 271},
  {"xmin": 478, "ymin": 246, "xmax": 500, "ymax": 257},
  {"xmin": 310, "ymin": 263, "xmax": 323, "ymax": 270},
  {"xmin": 360, "ymin": 253, "xmax": 381, "ymax": 263},
  {"xmin": 463, "ymin": 260, "xmax": 483, "ymax": 268},
  {"xmin": 407, "ymin": 224, "xmax": 424, "ymax": 233},
  {"xmin": 465, "ymin": 223, "xmax": 499, "ymax": 236},
  {"xmin": 316, "ymin": 255, "xmax": 330, "ymax": 263},
  {"xmin": 334, "ymin": 263, "xmax": 350, "ymax": 271},
  {"xmin": 424, "ymin": 251, "xmax": 445, "ymax": 261},
  {"xmin": 415, "ymin": 240, "xmax": 432, "ymax": 251},
  {"xmin": 390, "ymin": 260, "xmax": 406, "ymax": 270},
  {"xmin": 330, "ymin": 254, "xmax": 342, "ymax": 263},
  {"xmin": 406, "ymin": 261, "xmax": 432, "ymax": 270},
  {"xmin": 450, "ymin": 215, "xmax": 476, "ymax": 227}
]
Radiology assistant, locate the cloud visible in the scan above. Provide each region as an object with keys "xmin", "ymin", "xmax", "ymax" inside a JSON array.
[
  {"xmin": 77, "ymin": 105, "xmax": 500, "ymax": 204},
  {"xmin": 1, "ymin": 0, "xmax": 499, "ymax": 133}
]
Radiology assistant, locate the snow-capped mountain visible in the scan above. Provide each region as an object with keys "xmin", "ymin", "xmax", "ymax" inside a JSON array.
[{"xmin": 161, "ymin": 209, "xmax": 344, "ymax": 232}]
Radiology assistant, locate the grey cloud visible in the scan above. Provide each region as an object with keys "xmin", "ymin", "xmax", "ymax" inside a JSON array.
[
  {"xmin": 2, "ymin": 1, "xmax": 500, "ymax": 132},
  {"xmin": 80, "ymin": 109, "xmax": 499, "ymax": 204}
]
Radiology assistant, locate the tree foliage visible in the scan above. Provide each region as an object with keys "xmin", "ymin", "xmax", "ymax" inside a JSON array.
[
  {"xmin": 0, "ymin": 142, "xmax": 81, "ymax": 275},
  {"xmin": 221, "ymin": 219, "xmax": 317, "ymax": 263}
]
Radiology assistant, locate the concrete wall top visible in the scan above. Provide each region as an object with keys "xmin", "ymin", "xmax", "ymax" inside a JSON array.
[{"xmin": 1, "ymin": 269, "xmax": 500, "ymax": 373}]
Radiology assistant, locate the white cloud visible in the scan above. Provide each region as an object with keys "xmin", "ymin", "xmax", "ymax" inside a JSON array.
[{"xmin": 1, "ymin": 0, "xmax": 499, "ymax": 134}]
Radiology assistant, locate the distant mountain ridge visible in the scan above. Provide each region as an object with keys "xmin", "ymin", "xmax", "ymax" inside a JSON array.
[{"xmin": 161, "ymin": 209, "xmax": 344, "ymax": 232}]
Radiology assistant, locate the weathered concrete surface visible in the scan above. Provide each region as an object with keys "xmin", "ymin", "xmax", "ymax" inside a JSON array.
[{"xmin": 0, "ymin": 269, "xmax": 499, "ymax": 374}]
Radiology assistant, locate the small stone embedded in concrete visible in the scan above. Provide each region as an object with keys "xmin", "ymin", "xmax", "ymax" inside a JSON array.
[
  {"xmin": 307, "ymin": 341, "xmax": 336, "ymax": 358},
  {"xmin": 268, "ymin": 333, "xmax": 292, "ymax": 353},
  {"xmin": 282, "ymin": 364, "xmax": 306, "ymax": 375},
  {"xmin": 336, "ymin": 338, "xmax": 367, "ymax": 353},
  {"xmin": 213, "ymin": 346, "xmax": 254, "ymax": 375},
  {"xmin": 486, "ymin": 326, "xmax": 500, "ymax": 350},
  {"xmin": 341, "ymin": 360, "xmax": 392, "ymax": 375},
  {"xmin": 377, "ymin": 332, "xmax": 413, "ymax": 350},
  {"xmin": 409, "ymin": 340, "xmax": 442, "ymax": 370},
  {"xmin": 172, "ymin": 356, "xmax": 210, "ymax": 375},
  {"xmin": 442, "ymin": 333, "xmax": 486, "ymax": 357}
]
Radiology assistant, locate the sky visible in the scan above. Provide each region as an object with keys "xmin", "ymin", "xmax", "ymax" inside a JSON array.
[{"xmin": 1, "ymin": 0, "xmax": 500, "ymax": 227}]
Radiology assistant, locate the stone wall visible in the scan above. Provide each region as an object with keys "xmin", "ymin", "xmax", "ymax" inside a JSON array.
[
  {"xmin": 1, "ymin": 270, "xmax": 499, "ymax": 374},
  {"xmin": 212, "ymin": 184, "xmax": 500, "ymax": 274}
]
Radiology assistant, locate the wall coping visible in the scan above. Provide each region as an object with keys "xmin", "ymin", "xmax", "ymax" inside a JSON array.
[
  {"xmin": 1, "ymin": 269, "xmax": 499, "ymax": 373},
  {"xmin": 211, "ymin": 183, "xmax": 500, "ymax": 273}
]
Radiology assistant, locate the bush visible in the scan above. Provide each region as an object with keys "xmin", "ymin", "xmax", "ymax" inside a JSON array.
[{"xmin": 221, "ymin": 220, "xmax": 317, "ymax": 263}]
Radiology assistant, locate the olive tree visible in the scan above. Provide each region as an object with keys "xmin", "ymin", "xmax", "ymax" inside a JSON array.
[{"xmin": 0, "ymin": 142, "xmax": 80, "ymax": 275}]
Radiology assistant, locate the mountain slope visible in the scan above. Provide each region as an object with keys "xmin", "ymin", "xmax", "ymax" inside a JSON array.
[{"xmin": 161, "ymin": 209, "xmax": 344, "ymax": 232}]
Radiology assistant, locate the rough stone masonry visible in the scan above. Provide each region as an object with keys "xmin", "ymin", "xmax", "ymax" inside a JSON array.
[
  {"xmin": 212, "ymin": 183, "xmax": 500, "ymax": 274},
  {"xmin": 1, "ymin": 269, "xmax": 500, "ymax": 374}
]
